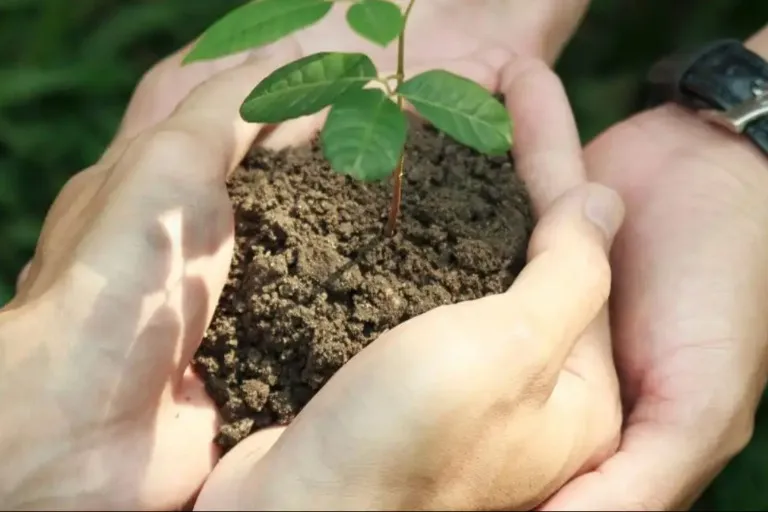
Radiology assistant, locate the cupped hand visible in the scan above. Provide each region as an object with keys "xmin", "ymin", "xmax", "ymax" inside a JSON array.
[
  {"xmin": 0, "ymin": 43, "xmax": 305, "ymax": 510},
  {"xmin": 193, "ymin": 63, "xmax": 625, "ymax": 511},
  {"xmin": 541, "ymin": 35, "xmax": 768, "ymax": 512},
  {"xmin": 0, "ymin": 1, "xmax": 598, "ymax": 508}
]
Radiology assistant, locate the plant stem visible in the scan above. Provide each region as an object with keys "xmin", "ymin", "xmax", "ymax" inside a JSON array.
[{"xmin": 384, "ymin": 0, "xmax": 416, "ymax": 237}]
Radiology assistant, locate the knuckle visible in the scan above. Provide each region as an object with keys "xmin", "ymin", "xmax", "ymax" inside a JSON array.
[
  {"xmin": 127, "ymin": 126, "xmax": 223, "ymax": 181},
  {"xmin": 133, "ymin": 127, "xmax": 201, "ymax": 162},
  {"xmin": 110, "ymin": 128, "xmax": 228, "ymax": 209},
  {"xmin": 135, "ymin": 54, "xmax": 175, "ymax": 96},
  {"xmin": 501, "ymin": 56, "xmax": 554, "ymax": 93}
]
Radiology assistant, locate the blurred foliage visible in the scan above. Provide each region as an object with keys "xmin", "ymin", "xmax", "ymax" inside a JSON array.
[{"xmin": 0, "ymin": 0, "xmax": 766, "ymax": 509}]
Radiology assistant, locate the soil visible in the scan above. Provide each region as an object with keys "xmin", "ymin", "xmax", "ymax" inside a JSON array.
[{"xmin": 194, "ymin": 119, "xmax": 534, "ymax": 451}]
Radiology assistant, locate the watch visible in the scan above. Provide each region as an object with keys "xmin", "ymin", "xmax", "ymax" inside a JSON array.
[{"xmin": 645, "ymin": 39, "xmax": 768, "ymax": 157}]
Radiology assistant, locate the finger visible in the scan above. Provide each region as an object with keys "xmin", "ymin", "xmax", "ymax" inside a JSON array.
[
  {"xmin": 114, "ymin": 38, "xmax": 299, "ymax": 145},
  {"xmin": 63, "ymin": 52, "xmax": 301, "ymax": 390},
  {"xmin": 453, "ymin": 183, "xmax": 623, "ymax": 388},
  {"xmin": 255, "ymin": 111, "xmax": 328, "ymax": 152},
  {"xmin": 111, "ymin": 44, "xmax": 302, "ymax": 180},
  {"xmin": 77, "ymin": 48, "xmax": 304, "ymax": 267},
  {"xmin": 11, "ymin": 166, "xmax": 102, "ymax": 305},
  {"xmin": 538, "ymin": 419, "xmax": 735, "ymax": 511},
  {"xmin": 501, "ymin": 57, "xmax": 586, "ymax": 216},
  {"xmin": 510, "ymin": 183, "xmax": 623, "ymax": 376},
  {"xmin": 114, "ymin": 42, "xmax": 248, "ymax": 143}
]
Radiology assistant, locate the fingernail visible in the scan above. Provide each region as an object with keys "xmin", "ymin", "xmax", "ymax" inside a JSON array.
[{"xmin": 584, "ymin": 184, "xmax": 624, "ymax": 243}]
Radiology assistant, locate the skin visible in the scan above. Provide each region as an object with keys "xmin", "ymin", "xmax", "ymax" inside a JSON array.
[
  {"xmin": 215, "ymin": 17, "xmax": 768, "ymax": 512},
  {"xmin": 1, "ymin": 1, "xmax": 613, "ymax": 510},
  {"xmin": 0, "ymin": 48, "xmax": 304, "ymax": 510},
  {"xmin": 540, "ymin": 24, "xmax": 768, "ymax": 511},
  {"xmin": 3, "ymin": 2, "xmax": 767, "ymax": 510},
  {"xmin": 193, "ymin": 59, "xmax": 624, "ymax": 512}
]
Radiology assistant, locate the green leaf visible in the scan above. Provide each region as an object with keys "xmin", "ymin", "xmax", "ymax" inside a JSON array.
[
  {"xmin": 321, "ymin": 88, "xmax": 407, "ymax": 182},
  {"xmin": 240, "ymin": 52, "xmax": 378, "ymax": 123},
  {"xmin": 397, "ymin": 70, "xmax": 512, "ymax": 155},
  {"xmin": 184, "ymin": 0, "xmax": 333, "ymax": 63},
  {"xmin": 346, "ymin": 0, "xmax": 404, "ymax": 47}
]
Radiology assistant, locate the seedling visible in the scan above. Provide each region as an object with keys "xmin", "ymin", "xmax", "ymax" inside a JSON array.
[{"xmin": 185, "ymin": 0, "xmax": 512, "ymax": 236}]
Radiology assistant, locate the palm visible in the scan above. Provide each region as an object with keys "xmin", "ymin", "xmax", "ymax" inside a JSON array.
[
  {"xmin": 577, "ymin": 105, "xmax": 768, "ymax": 503},
  {"xmin": 587, "ymin": 108, "xmax": 751, "ymax": 407},
  {"xmin": 6, "ymin": 3, "xmax": 594, "ymax": 507}
]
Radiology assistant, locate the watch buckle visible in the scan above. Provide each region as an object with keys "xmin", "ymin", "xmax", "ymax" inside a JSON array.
[{"xmin": 698, "ymin": 82, "xmax": 768, "ymax": 133}]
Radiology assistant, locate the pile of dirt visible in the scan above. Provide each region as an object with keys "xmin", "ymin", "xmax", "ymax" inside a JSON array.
[{"xmin": 194, "ymin": 120, "xmax": 534, "ymax": 450}]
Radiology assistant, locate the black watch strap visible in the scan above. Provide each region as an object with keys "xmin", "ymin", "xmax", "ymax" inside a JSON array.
[{"xmin": 645, "ymin": 39, "xmax": 768, "ymax": 156}]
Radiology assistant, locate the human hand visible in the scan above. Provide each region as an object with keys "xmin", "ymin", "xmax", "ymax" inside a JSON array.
[
  {"xmin": 0, "ymin": 42, "xmax": 305, "ymax": 510},
  {"xmin": 0, "ymin": 1, "xmax": 596, "ymax": 507},
  {"xmin": 541, "ymin": 34, "xmax": 768, "ymax": 511},
  {"xmin": 193, "ymin": 63, "xmax": 625, "ymax": 512}
]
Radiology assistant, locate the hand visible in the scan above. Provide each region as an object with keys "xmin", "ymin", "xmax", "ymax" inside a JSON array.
[
  {"xmin": 0, "ymin": 1, "xmax": 596, "ymax": 507},
  {"xmin": 193, "ymin": 64, "xmax": 625, "ymax": 511},
  {"xmin": 541, "ymin": 44, "xmax": 768, "ymax": 511},
  {"xmin": 0, "ymin": 43, "xmax": 303, "ymax": 510}
]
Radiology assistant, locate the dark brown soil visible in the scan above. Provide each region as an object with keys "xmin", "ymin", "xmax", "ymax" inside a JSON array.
[{"xmin": 194, "ymin": 119, "xmax": 534, "ymax": 450}]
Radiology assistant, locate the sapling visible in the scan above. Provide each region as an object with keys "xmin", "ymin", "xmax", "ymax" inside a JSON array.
[{"xmin": 185, "ymin": 0, "xmax": 512, "ymax": 236}]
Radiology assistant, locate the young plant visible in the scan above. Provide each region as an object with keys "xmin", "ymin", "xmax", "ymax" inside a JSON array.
[{"xmin": 185, "ymin": 0, "xmax": 512, "ymax": 236}]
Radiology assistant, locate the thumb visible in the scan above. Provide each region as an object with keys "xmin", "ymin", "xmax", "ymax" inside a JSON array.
[
  {"xmin": 539, "ymin": 419, "xmax": 726, "ymax": 511},
  {"xmin": 453, "ymin": 182, "xmax": 623, "ymax": 394},
  {"xmin": 513, "ymin": 182, "xmax": 623, "ymax": 362}
]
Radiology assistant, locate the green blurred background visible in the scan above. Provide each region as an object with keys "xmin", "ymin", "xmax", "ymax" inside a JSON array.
[{"xmin": 0, "ymin": 0, "xmax": 766, "ymax": 508}]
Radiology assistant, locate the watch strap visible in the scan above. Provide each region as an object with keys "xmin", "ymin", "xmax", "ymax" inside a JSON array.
[{"xmin": 646, "ymin": 39, "xmax": 768, "ymax": 155}]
